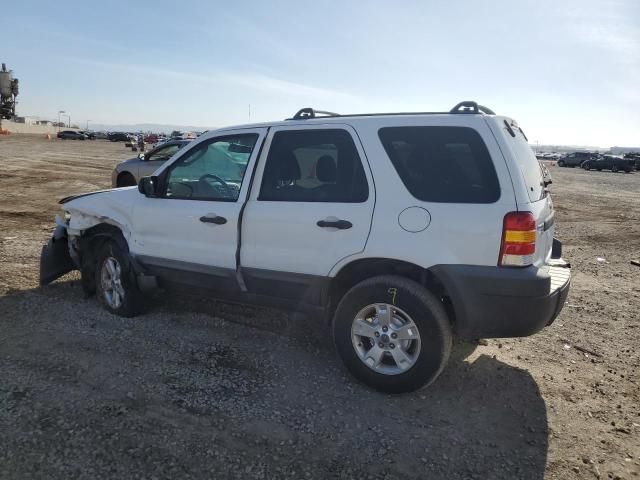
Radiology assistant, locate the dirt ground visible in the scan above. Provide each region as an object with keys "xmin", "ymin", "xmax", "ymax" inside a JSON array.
[{"xmin": 0, "ymin": 135, "xmax": 638, "ymax": 479}]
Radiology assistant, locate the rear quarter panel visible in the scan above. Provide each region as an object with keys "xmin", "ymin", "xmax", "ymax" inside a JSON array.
[{"xmin": 330, "ymin": 115, "xmax": 518, "ymax": 275}]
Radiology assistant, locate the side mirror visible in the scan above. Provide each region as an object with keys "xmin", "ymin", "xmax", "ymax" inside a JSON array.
[
  {"xmin": 138, "ymin": 176, "xmax": 159, "ymax": 197},
  {"xmin": 138, "ymin": 152, "xmax": 145, "ymax": 160}
]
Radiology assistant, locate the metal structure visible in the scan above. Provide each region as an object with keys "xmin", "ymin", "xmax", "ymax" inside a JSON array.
[{"xmin": 0, "ymin": 63, "xmax": 19, "ymax": 120}]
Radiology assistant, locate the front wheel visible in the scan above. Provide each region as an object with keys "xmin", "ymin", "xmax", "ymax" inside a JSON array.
[
  {"xmin": 582, "ymin": 162, "xmax": 591, "ymax": 170},
  {"xmin": 612, "ymin": 165, "xmax": 619, "ymax": 173},
  {"xmin": 95, "ymin": 241, "xmax": 143, "ymax": 317},
  {"xmin": 557, "ymin": 160, "xmax": 565, "ymax": 167},
  {"xmin": 333, "ymin": 275, "xmax": 452, "ymax": 393}
]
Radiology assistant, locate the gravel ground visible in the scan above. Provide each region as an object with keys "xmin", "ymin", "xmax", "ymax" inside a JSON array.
[{"xmin": 0, "ymin": 135, "xmax": 638, "ymax": 479}]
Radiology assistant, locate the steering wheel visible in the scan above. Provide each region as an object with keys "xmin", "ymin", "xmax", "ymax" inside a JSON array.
[{"xmin": 198, "ymin": 173, "xmax": 232, "ymax": 197}]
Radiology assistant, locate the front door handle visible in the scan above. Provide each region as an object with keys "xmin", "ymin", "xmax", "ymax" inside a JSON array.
[
  {"xmin": 317, "ymin": 219, "xmax": 352, "ymax": 230},
  {"xmin": 200, "ymin": 215, "xmax": 227, "ymax": 225}
]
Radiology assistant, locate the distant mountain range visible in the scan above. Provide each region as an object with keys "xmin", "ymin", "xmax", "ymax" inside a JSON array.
[
  {"xmin": 534, "ymin": 144, "xmax": 640, "ymax": 154},
  {"xmin": 88, "ymin": 123, "xmax": 216, "ymax": 134}
]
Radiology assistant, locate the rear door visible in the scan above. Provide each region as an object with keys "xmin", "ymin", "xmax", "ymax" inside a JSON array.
[
  {"xmin": 240, "ymin": 124, "xmax": 374, "ymax": 303},
  {"xmin": 488, "ymin": 117, "xmax": 553, "ymax": 265}
]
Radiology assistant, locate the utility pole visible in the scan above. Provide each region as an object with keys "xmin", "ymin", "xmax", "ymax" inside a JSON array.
[
  {"xmin": 86, "ymin": 119, "xmax": 91, "ymax": 130},
  {"xmin": 248, "ymin": 104, "xmax": 251, "ymax": 122},
  {"xmin": 58, "ymin": 110, "xmax": 65, "ymax": 132}
]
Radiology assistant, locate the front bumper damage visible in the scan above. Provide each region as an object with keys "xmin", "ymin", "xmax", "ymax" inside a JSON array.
[{"xmin": 39, "ymin": 224, "xmax": 75, "ymax": 285}]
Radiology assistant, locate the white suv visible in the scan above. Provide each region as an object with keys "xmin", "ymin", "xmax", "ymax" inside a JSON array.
[{"xmin": 40, "ymin": 101, "xmax": 571, "ymax": 393}]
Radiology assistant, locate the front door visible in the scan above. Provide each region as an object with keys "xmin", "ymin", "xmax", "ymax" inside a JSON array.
[
  {"xmin": 130, "ymin": 129, "xmax": 267, "ymax": 288},
  {"xmin": 240, "ymin": 125, "xmax": 375, "ymax": 304}
]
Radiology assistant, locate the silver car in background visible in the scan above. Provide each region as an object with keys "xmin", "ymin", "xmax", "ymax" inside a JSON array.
[{"xmin": 111, "ymin": 139, "xmax": 190, "ymax": 187}]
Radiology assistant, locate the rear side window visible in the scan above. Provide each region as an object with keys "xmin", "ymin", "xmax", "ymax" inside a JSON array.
[
  {"xmin": 378, "ymin": 126, "xmax": 500, "ymax": 203},
  {"xmin": 259, "ymin": 129, "xmax": 368, "ymax": 202}
]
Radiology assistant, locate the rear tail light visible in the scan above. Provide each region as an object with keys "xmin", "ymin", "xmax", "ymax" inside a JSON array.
[{"xmin": 499, "ymin": 212, "xmax": 537, "ymax": 267}]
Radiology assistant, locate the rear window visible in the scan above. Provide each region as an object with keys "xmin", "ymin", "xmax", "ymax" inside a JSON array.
[
  {"xmin": 503, "ymin": 123, "xmax": 544, "ymax": 202},
  {"xmin": 378, "ymin": 126, "xmax": 500, "ymax": 203}
]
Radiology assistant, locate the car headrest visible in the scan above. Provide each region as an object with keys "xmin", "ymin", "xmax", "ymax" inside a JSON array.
[
  {"xmin": 316, "ymin": 155, "xmax": 337, "ymax": 182},
  {"xmin": 277, "ymin": 150, "xmax": 301, "ymax": 182}
]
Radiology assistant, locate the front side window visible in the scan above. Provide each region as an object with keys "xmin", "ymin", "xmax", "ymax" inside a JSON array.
[
  {"xmin": 163, "ymin": 134, "xmax": 258, "ymax": 201},
  {"xmin": 378, "ymin": 126, "xmax": 500, "ymax": 203},
  {"xmin": 259, "ymin": 129, "xmax": 368, "ymax": 202}
]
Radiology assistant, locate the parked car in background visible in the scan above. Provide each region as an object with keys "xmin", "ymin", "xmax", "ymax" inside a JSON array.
[
  {"xmin": 557, "ymin": 151, "xmax": 597, "ymax": 167},
  {"xmin": 111, "ymin": 139, "xmax": 191, "ymax": 187},
  {"xmin": 124, "ymin": 135, "xmax": 138, "ymax": 148},
  {"xmin": 42, "ymin": 101, "xmax": 570, "ymax": 393},
  {"xmin": 57, "ymin": 130, "xmax": 87, "ymax": 140},
  {"xmin": 108, "ymin": 132, "xmax": 130, "ymax": 142},
  {"xmin": 623, "ymin": 153, "xmax": 640, "ymax": 170},
  {"xmin": 78, "ymin": 130, "xmax": 96, "ymax": 140},
  {"xmin": 582, "ymin": 155, "xmax": 634, "ymax": 173},
  {"xmin": 93, "ymin": 131, "xmax": 109, "ymax": 140}
]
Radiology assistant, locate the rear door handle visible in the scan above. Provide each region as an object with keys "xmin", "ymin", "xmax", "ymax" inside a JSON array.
[
  {"xmin": 317, "ymin": 219, "xmax": 352, "ymax": 230},
  {"xmin": 200, "ymin": 215, "xmax": 227, "ymax": 225}
]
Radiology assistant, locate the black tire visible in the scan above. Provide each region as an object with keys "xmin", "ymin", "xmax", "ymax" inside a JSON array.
[
  {"xmin": 333, "ymin": 275, "xmax": 452, "ymax": 393},
  {"xmin": 557, "ymin": 160, "xmax": 564, "ymax": 167},
  {"xmin": 95, "ymin": 240, "xmax": 143, "ymax": 317},
  {"xmin": 582, "ymin": 162, "xmax": 590, "ymax": 170},
  {"xmin": 117, "ymin": 172, "xmax": 137, "ymax": 187},
  {"xmin": 612, "ymin": 165, "xmax": 619, "ymax": 173}
]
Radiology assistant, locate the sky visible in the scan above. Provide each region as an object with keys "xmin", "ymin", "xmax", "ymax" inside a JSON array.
[{"xmin": 4, "ymin": 0, "xmax": 639, "ymax": 147}]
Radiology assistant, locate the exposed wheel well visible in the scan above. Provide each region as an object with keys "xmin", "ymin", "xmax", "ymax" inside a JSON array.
[
  {"xmin": 117, "ymin": 171, "xmax": 137, "ymax": 187},
  {"xmin": 78, "ymin": 224, "xmax": 129, "ymax": 295},
  {"xmin": 328, "ymin": 258, "xmax": 455, "ymax": 325}
]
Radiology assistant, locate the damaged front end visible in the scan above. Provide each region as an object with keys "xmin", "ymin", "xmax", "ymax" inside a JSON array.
[
  {"xmin": 39, "ymin": 187, "xmax": 138, "ymax": 287},
  {"xmin": 39, "ymin": 219, "xmax": 77, "ymax": 285}
]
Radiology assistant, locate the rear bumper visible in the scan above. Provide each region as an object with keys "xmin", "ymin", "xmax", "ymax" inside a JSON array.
[{"xmin": 431, "ymin": 258, "xmax": 571, "ymax": 339}]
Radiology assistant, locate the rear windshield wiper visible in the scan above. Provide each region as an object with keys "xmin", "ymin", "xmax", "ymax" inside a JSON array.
[{"xmin": 518, "ymin": 127, "xmax": 528, "ymax": 142}]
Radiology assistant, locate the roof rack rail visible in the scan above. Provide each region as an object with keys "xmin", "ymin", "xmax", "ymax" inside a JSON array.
[
  {"xmin": 287, "ymin": 108, "xmax": 340, "ymax": 120},
  {"xmin": 450, "ymin": 101, "xmax": 496, "ymax": 115}
]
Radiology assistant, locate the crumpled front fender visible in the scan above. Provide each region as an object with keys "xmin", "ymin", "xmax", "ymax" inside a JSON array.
[{"xmin": 39, "ymin": 225, "xmax": 75, "ymax": 285}]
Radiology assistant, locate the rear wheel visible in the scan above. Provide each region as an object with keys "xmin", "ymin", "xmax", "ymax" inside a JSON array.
[
  {"xmin": 557, "ymin": 160, "xmax": 565, "ymax": 167},
  {"xmin": 582, "ymin": 162, "xmax": 591, "ymax": 170},
  {"xmin": 95, "ymin": 241, "xmax": 142, "ymax": 317},
  {"xmin": 117, "ymin": 172, "xmax": 137, "ymax": 187},
  {"xmin": 333, "ymin": 275, "xmax": 452, "ymax": 393},
  {"xmin": 612, "ymin": 165, "xmax": 619, "ymax": 173}
]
